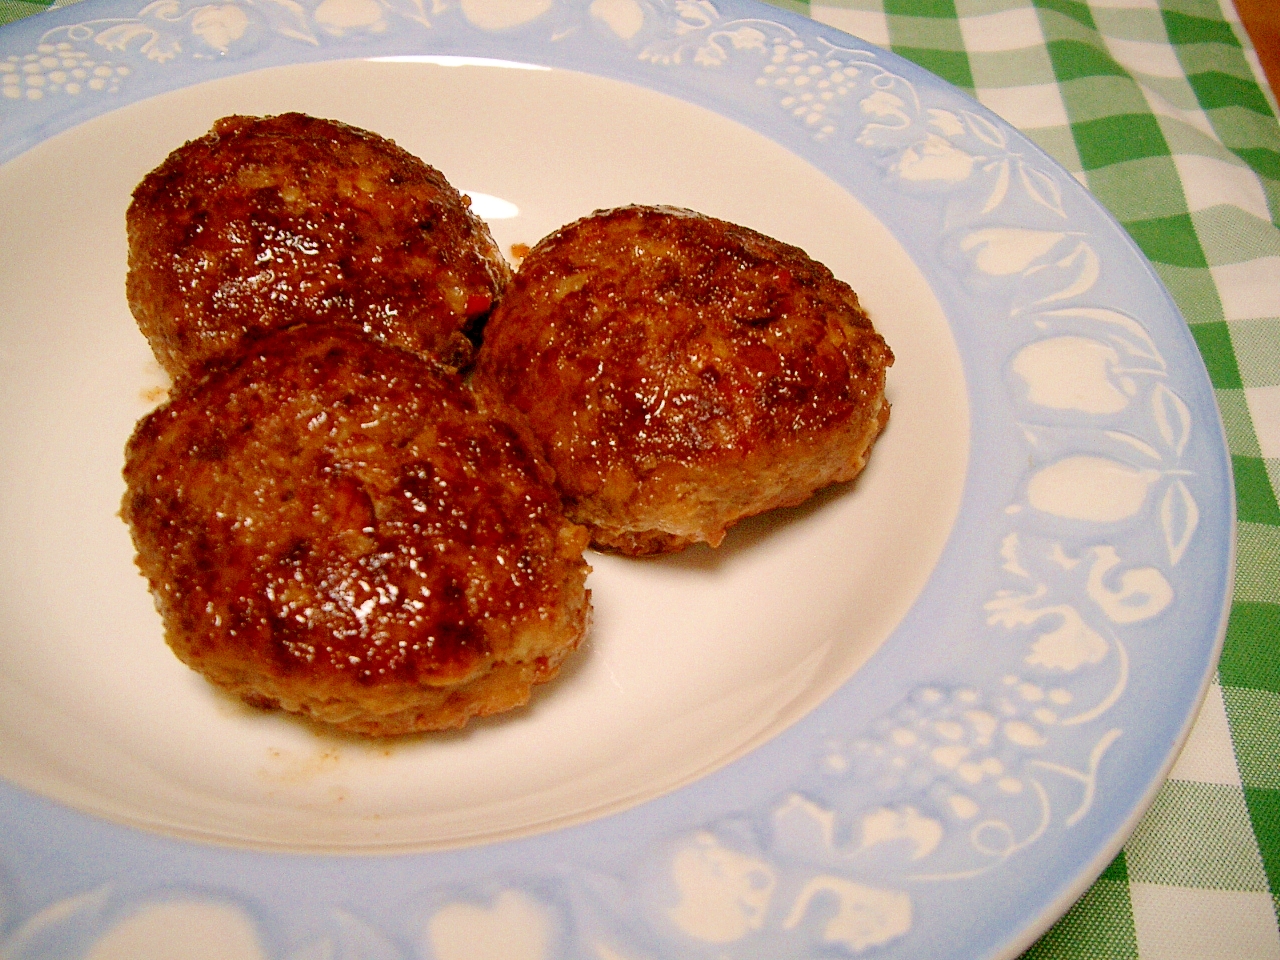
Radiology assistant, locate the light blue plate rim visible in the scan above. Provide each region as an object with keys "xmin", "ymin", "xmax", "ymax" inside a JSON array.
[{"xmin": 0, "ymin": 2, "xmax": 1233, "ymax": 958}]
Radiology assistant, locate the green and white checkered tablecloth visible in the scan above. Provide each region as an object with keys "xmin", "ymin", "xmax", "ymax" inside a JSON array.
[
  {"xmin": 814, "ymin": 2, "xmax": 1280, "ymax": 957},
  {"xmin": 1, "ymin": 0, "xmax": 1276, "ymax": 957},
  {"xmin": 808, "ymin": 3, "xmax": 1280, "ymax": 957}
]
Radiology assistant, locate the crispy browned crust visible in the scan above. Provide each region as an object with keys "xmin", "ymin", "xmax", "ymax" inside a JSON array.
[
  {"xmin": 126, "ymin": 113, "xmax": 511, "ymax": 377},
  {"xmin": 473, "ymin": 205, "xmax": 894, "ymax": 555},
  {"xmin": 121, "ymin": 326, "xmax": 591, "ymax": 736}
]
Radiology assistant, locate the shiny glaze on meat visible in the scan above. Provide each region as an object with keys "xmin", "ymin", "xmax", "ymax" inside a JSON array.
[
  {"xmin": 122, "ymin": 327, "xmax": 589, "ymax": 699},
  {"xmin": 475, "ymin": 205, "xmax": 893, "ymax": 554},
  {"xmin": 126, "ymin": 113, "xmax": 510, "ymax": 377}
]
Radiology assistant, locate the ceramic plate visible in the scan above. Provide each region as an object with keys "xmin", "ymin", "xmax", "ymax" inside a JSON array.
[{"xmin": 0, "ymin": 2, "xmax": 1233, "ymax": 958}]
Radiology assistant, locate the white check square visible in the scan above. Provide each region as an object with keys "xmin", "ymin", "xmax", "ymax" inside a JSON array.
[
  {"xmin": 958, "ymin": 7, "xmax": 1045, "ymax": 53},
  {"xmin": 976, "ymin": 82, "xmax": 1069, "ymax": 130},
  {"xmin": 1130, "ymin": 885, "xmax": 1280, "ymax": 960},
  {"xmin": 813, "ymin": 8, "xmax": 890, "ymax": 49},
  {"xmin": 1246, "ymin": 384, "xmax": 1280, "ymax": 459}
]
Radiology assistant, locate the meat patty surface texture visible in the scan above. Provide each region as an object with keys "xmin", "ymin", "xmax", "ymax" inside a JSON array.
[
  {"xmin": 121, "ymin": 326, "xmax": 591, "ymax": 736},
  {"xmin": 126, "ymin": 113, "xmax": 510, "ymax": 377},
  {"xmin": 474, "ymin": 205, "xmax": 894, "ymax": 555}
]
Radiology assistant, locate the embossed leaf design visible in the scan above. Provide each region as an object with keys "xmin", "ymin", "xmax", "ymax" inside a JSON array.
[
  {"xmin": 251, "ymin": 0, "xmax": 319, "ymax": 44},
  {"xmin": 1105, "ymin": 431, "xmax": 1164, "ymax": 463},
  {"xmin": 1152, "ymin": 382, "xmax": 1192, "ymax": 458},
  {"xmin": 94, "ymin": 23, "xmax": 178, "ymax": 61},
  {"xmin": 980, "ymin": 159, "xmax": 1010, "ymax": 215},
  {"xmin": 1035, "ymin": 306, "xmax": 1166, "ymax": 366},
  {"xmin": 963, "ymin": 109, "xmax": 1007, "ymax": 150},
  {"xmin": 1161, "ymin": 479, "xmax": 1200, "ymax": 566},
  {"xmin": 1028, "ymin": 241, "xmax": 1099, "ymax": 308},
  {"xmin": 1018, "ymin": 162, "xmax": 1066, "ymax": 219},
  {"xmin": 1029, "ymin": 728, "xmax": 1123, "ymax": 826}
]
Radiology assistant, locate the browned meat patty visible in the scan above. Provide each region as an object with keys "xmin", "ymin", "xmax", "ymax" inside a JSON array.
[
  {"xmin": 121, "ymin": 326, "xmax": 591, "ymax": 736},
  {"xmin": 474, "ymin": 205, "xmax": 894, "ymax": 555},
  {"xmin": 126, "ymin": 113, "xmax": 510, "ymax": 377}
]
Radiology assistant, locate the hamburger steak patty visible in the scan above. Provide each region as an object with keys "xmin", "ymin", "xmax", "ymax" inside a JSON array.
[
  {"xmin": 121, "ymin": 326, "xmax": 591, "ymax": 736},
  {"xmin": 126, "ymin": 113, "xmax": 510, "ymax": 377},
  {"xmin": 474, "ymin": 205, "xmax": 894, "ymax": 555}
]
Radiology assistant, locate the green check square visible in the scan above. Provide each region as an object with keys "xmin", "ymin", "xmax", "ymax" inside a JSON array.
[
  {"xmin": 883, "ymin": 0, "xmax": 954, "ymax": 18},
  {"xmin": 1161, "ymin": 0, "xmax": 1240, "ymax": 21},
  {"xmin": 1074, "ymin": 114, "xmax": 1168, "ymax": 168},
  {"xmin": 1033, "ymin": 0, "xmax": 1095, "ymax": 32},
  {"xmin": 1234, "ymin": 457, "xmax": 1280, "ymax": 526},
  {"xmin": 892, "ymin": 46, "xmax": 974, "ymax": 90},
  {"xmin": 1184, "ymin": 49, "xmax": 1264, "ymax": 88},
  {"xmin": 1223, "ymin": 685, "xmax": 1280, "ymax": 790},
  {"xmin": 1191, "ymin": 322, "xmax": 1243, "ymax": 389},
  {"xmin": 1046, "ymin": 39, "xmax": 1127, "ymax": 81},
  {"xmin": 1190, "ymin": 71, "xmax": 1274, "ymax": 117},
  {"xmin": 1123, "ymin": 213, "xmax": 1207, "ymax": 269},
  {"xmin": 1220, "ymin": 605, "xmax": 1280, "ymax": 695},
  {"xmin": 1234, "ymin": 147, "xmax": 1280, "ymax": 183},
  {"xmin": 1243, "ymin": 786, "xmax": 1280, "ymax": 896},
  {"xmin": 1100, "ymin": 849, "xmax": 1129, "ymax": 882},
  {"xmin": 1163, "ymin": 9, "xmax": 1239, "ymax": 47},
  {"xmin": 0, "ymin": 0, "xmax": 47, "ymax": 25},
  {"xmin": 1020, "ymin": 875, "xmax": 1138, "ymax": 959},
  {"xmin": 1125, "ymin": 780, "xmax": 1271, "ymax": 891}
]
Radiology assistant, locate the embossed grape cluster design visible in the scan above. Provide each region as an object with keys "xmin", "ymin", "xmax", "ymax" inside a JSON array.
[{"xmin": 1, "ymin": 42, "xmax": 127, "ymax": 100}]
